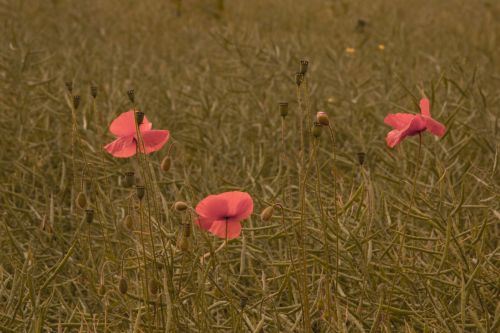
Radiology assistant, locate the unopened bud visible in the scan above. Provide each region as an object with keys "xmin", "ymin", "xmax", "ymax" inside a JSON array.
[
  {"xmin": 316, "ymin": 111, "xmax": 329, "ymax": 126},
  {"xmin": 299, "ymin": 59, "xmax": 309, "ymax": 75},
  {"xmin": 312, "ymin": 122, "xmax": 322, "ymax": 138},
  {"xmin": 118, "ymin": 277, "xmax": 128, "ymax": 294},
  {"xmin": 279, "ymin": 102, "xmax": 288, "ymax": 117},
  {"xmin": 73, "ymin": 95, "xmax": 81, "ymax": 110},
  {"xmin": 122, "ymin": 214, "xmax": 134, "ymax": 230},
  {"xmin": 127, "ymin": 89, "xmax": 135, "ymax": 103},
  {"xmin": 135, "ymin": 111, "xmax": 144, "ymax": 125},
  {"xmin": 85, "ymin": 209, "xmax": 94, "ymax": 224},
  {"xmin": 98, "ymin": 283, "xmax": 106, "ymax": 296},
  {"xmin": 174, "ymin": 201, "xmax": 188, "ymax": 211},
  {"xmin": 160, "ymin": 156, "xmax": 171, "ymax": 173},
  {"xmin": 260, "ymin": 206, "xmax": 274, "ymax": 221},
  {"xmin": 136, "ymin": 185, "xmax": 145, "ymax": 200},
  {"xmin": 76, "ymin": 192, "xmax": 87, "ymax": 209}
]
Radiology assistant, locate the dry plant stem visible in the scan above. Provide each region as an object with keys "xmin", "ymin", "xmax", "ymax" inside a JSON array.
[{"xmin": 138, "ymin": 198, "xmax": 153, "ymax": 330}]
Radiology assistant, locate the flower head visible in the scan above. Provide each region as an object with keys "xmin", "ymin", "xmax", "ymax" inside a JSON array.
[
  {"xmin": 104, "ymin": 110, "xmax": 170, "ymax": 158},
  {"xmin": 195, "ymin": 191, "xmax": 253, "ymax": 240},
  {"xmin": 384, "ymin": 98, "xmax": 446, "ymax": 148}
]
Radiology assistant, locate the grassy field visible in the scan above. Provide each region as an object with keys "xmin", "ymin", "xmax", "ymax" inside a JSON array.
[{"xmin": 1, "ymin": 0, "xmax": 499, "ymax": 332}]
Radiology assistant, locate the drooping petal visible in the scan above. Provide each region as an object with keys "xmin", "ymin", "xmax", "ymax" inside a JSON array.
[
  {"xmin": 401, "ymin": 115, "xmax": 427, "ymax": 137},
  {"xmin": 420, "ymin": 98, "xmax": 431, "ymax": 117},
  {"xmin": 104, "ymin": 135, "xmax": 137, "ymax": 158},
  {"xmin": 384, "ymin": 113, "xmax": 415, "ymax": 130},
  {"xmin": 424, "ymin": 117, "xmax": 446, "ymax": 137},
  {"xmin": 386, "ymin": 129, "xmax": 404, "ymax": 148},
  {"xmin": 140, "ymin": 130, "xmax": 170, "ymax": 154},
  {"xmin": 195, "ymin": 195, "xmax": 229, "ymax": 220},
  {"xmin": 219, "ymin": 191, "xmax": 253, "ymax": 222},
  {"xmin": 194, "ymin": 217, "xmax": 214, "ymax": 231},
  {"xmin": 109, "ymin": 110, "xmax": 152, "ymax": 137},
  {"xmin": 208, "ymin": 219, "xmax": 242, "ymax": 240}
]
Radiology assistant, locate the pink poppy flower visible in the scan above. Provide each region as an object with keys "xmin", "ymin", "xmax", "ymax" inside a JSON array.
[
  {"xmin": 195, "ymin": 191, "xmax": 254, "ymax": 240},
  {"xmin": 104, "ymin": 110, "xmax": 170, "ymax": 158},
  {"xmin": 384, "ymin": 98, "xmax": 446, "ymax": 148}
]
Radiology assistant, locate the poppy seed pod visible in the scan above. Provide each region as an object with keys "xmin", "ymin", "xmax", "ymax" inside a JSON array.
[
  {"xmin": 174, "ymin": 201, "xmax": 188, "ymax": 211},
  {"xmin": 312, "ymin": 122, "xmax": 322, "ymax": 138},
  {"xmin": 65, "ymin": 81, "xmax": 73, "ymax": 93},
  {"xmin": 76, "ymin": 192, "xmax": 87, "ymax": 209},
  {"xmin": 260, "ymin": 205, "xmax": 274, "ymax": 221},
  {"xmin": 135, "ymin": 111, "xmax": 145, "ymax": 125},
  {"xmin": 118, "ymin": 277, "xmax": 128, "ymax": 294},
  {"xmin": 279, "ymin": 102, "xmax": 288, "ymax": 117},
  {"xmin": 85, "ymin": 209, "xmax": 94, "ymax": 224},
  {"xmin": 149, "ymin": 279, "xmax": 161, "ymax": 295},
  {"xmin": 295, "ymin": 72, "xmax": 304, "ymax": 86},
  {"xmin": 160, "ymin": 156, "xmax": 171, "ymax": 173},
  {"xmin": 91, "ymin": 85, "xmax": 98, "ymax": 98},
  {"xmin": 127, "ymin": 89, "xmax": 135, "ymax": 103},
  {"xmin": 357, "ymin": 152, "xmax": 366, "ymax": 165},
  {"xmin": 124, "ymin": 171, "xmax": 135, "ymax": 188},
  {"xmin": 73, "ymin": 95, "xmax": 81, "ymax": 110},
  {"xmin": 136, "ymin": 185, "xmax": 145, "ymax": 200},
  {"xmin": 316, "ymin": 111, "xmax": 329, "ymax": 126},
  {"xmin": 299, "ymin": 59, "xmax": 309, "ymax": 75},
  {"xmin": 182, "ymin": 223, "xmax": 192, "ymax": 237}
]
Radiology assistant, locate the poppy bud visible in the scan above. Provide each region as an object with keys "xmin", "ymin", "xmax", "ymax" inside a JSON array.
[
  {"xmin": 299, "ymin": 59, "xmax": 309, "ymax": 75},
  {"xmin": 260, "ymin": 206, "xmax": 274, "ymax": 221},
  {"xmin": 124, "ymin": 171, "xmax": 135, "ymax": 188},
  {"xmin": 127, "ymin": 89, "xmax": 135, "ymax": 103},
  {"xmin": 65, "ymin": 81, "xmax": 73, "ymax": 93},
  {"xmin": 98, "ymin": 283, "xmax": 106, "ymax": 296},
  {"xmin": 312, "ymin": 122, "xmax": 322, "ymax": 138},
  {"xmin": 136, "ymin": 111, "xmax": 144, "ymax": 125},
  {"xmin": 91, "ymin": 85, "xmax": 98, "ymax": 98},
  {"xmin": 160, "ymin": 156, "xmax": 171, "ymax": 173},
  {"xmin": 279, "ymin": 102, "xmax": 288, "ymax": 117},
  {"xmin": 136, "ymin": 185, "xmax": 145, "ymax": 200},
  {"xmin": 73, "ymin": 95, "xmax": 81, "ymax": 110},
  {"xmin": 149, "ymin": 278, "xmax": 161, "ymax": 295},
  {"xmin": 118, "ymin": 277, "xmax": 128, "ymax": 294},
  {"xmin": 174, "ymin": 201, "xmax": 188, "ymax": 211},
  {"xmin": 357, "ymin": 152, "xmax": 366, "ymax": 165},
  {"xmin": 122, "ymin": 214, "xmax": 134, "ymax": 230},
  {"xmin": 316, "ymin": 111, "xmax": 329, "ymax": 126},
  {"xmin": 295, "ymin": 72, "xmax": 304, "ymax": 86},
  {"xmin": 85, "ymin": 209, "xmax": 94, "ymax": 224},
  {"xmin": 76, "ymin": 192, "xmax": 87, "ymax": 209}
]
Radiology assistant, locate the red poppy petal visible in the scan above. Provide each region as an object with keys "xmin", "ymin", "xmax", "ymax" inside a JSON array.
[
  {"xmin": 218, "ymin": 191, "xmax": 253, "ymax": 221},
  {"xmin": 401, "ymin": 116, "xmax": 426, "ymax": 137},
  {"xmin": 194, "ymin": 217, "xmax": 214, "ymax": 231},
  {"xmin": 384, "ymin": 113, "xmax": 415, "ymax": 130},
  {"xmin": 104, "ymin": 136, "xmax": 137, "ymax": 158},
  {"xmin": 386, "ymin": 129, "xmax": 404, "ymax": 148},
  {"xmin": 208, "ymin": 219, "xmax": 242, "ymax": 240},
  {"xmin": 140, "ymin": 130, "xmax": 170, "ymax": 154},
  {"xmin": 424, "ymin": 117, "xmax": 446, "ymax": 137},
  {"xmin": 195, "ymin": 195, "xmax": 229, "ymax": 220},
  {"xmin": 109, "ymin": 110, "xmax": 152, "ymax": 137},
  {"xmin": 420, "ymin": 98, "xmax": 431, "ymax": 117}
]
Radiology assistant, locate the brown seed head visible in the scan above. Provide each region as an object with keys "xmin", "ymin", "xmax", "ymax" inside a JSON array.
[
  {"xmin": 65, "ymin": 81, "xmax": 73, "ymax": 93},
  {"xmin": 76, "ymin": 192, "xmax": 87, "ymax": 209},
  {"xmin": 299, "ymin": 59, "xmax": 309, "ymax": 75},
  {"xmin": 279, "ymin": 102, "xmax": 288, "ymax": 117},
  {"xmin": 240, "ymin": 296, "xmax": 248, "ymax": 309},
  {"xmin": 295, "ymin": 72, "xmax": 304, "ymax": 86},
  {"xmin": 136, "ymin": 185, "xmax": 145, "ymax": 200},
  {"xmin": 312, "ymin": 122, "xmax": 322, "ymax": 138},
  {"xmin": 135, "ymin": 111, "xmax": 144, "ymax": 125},
  {"xmin": 91, "ymin": 85, "xmax": 98, "ymax": 98},
  {"xmin": 85, "ymin": 209, "xmax": 94, "ymax": 224},
  {"xmin": 357, "ymin": 152, "xmax": 366, "ymax": 165},
  {"xmin": 260, "ymin": 206, "xmax": 274, "ymax": 221},
  {"xmin": 73, "ymin": 95, "xmax": 81, "ymax": 110},
  {"xmin": 124, "ymin": 171, "xmax": 135, "ymax": 188},
  {"xmin": 127, "ymin": 89, "xmax": 135, "ymax": 103},
  {"xmin": 149, "ymin": 279, "xmax": 161, "ymax": 295}
]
